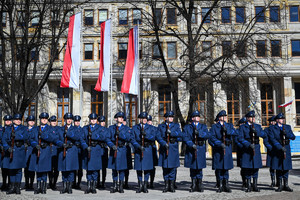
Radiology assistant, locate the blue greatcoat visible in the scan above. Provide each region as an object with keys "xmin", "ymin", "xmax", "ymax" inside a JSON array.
[
  {"xmin": 25, "ymin": 126, "xmax": 37, "ymax": 167},
  {"xmin": 183, "ymin": 123, "xmax": 210, "ymax": 169},
  {"xmin": 209, "ymin": 122, "xmax": 237, "ymax": 170},
  {"xmin": 234, "ymin": 128, "xmax": 244, "ymax": 167},
  {"xmin": 74, "ymin": 125, "xmax": 83, "ymax": 169},
  {"xmin": 2, "ymin": 125, "xmax": 29, "ymax": 169},
  {"xmin": 82, "ymin": 124, "xmax": 107, "ymax": 170},
  {"xmin": 29, "ymin": 125, "xmax": 55, "ymax": 172},
  {"xmin": 131, "ymin": 123, "xmax": 156, "ymax": 171},
  {"xmin": 269, "ymin": 124, "xmax": 295, "ymax": 170},
  {"xmin": 263, "ymin": 126, "xmax": 274, "ymax": 167},
  {"xmin": 157, "ymin": 122, "xmax": 182, "ymax": 168},
  {"xmin": 238, "ymin": 123, "xmax": 266, "ymax": 169},
  {"xmin": 106, "ymin": 124, "xmax": 131, "ymax": 171},
  {"xmin": 56, "ymin": 125, "xmax": 82, "ymax": 171},
  {"xmin": 49, "ymin": 126, "xmax": 60, "ymax": 169},
  {"xmin": 0, "ymin": 125, "xmax": 3, "ymax": 167}
]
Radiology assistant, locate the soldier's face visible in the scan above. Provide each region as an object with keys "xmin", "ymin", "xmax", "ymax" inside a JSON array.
[
  {"xmin": 122, "ymin": 121, "xmax": 127, "ymax": 125},
  {"xmin": 194, "ymin": 116, "xmax": 200, "ymax": 122},
  {"xmin": 277, "ymin": 119, "xmax": 284, "ymax": 124},
  {"xmin": 100, "ymin": 122, "xmax": 105, "ymax": 126},
  {"xmin": 74, "ymin": 121, "xmax": 81, "ymax": 126},
  {"xmin": 219, "ymin": 116, "xmax": 227, "ymax": 122},
  {"xmin": 142, "ymin": 118, "xmax": 147, "ymax": 124},
  {"xmin": 247, "ymin": 117, "xmax": 255, "ymax": 123},
  {"xmin": 50, "ymin": 121, "xmax": 57, "ymax": 126},
  {"xmin": 66, "ymin": 119, "xmax": 72, "ymax": 125},
  {"xmin": 13, "ymin": 119, "xmax": 22, "ymax": 126},
  {"xmin": 40, "ymin": 118, "xmax": 48, "ymax": 125},
  {"xmin": 5, "ymin": 120, "xmax": 12, "ymax": 126},
  {"xmin": 90, "ymin": 119, "xmax": 97, "ymax": 125},
  {"xmin": 28, "ymin": 121, "xmax": 35, "ymax": 127},
  {"xmin": 117, "ymin": 117, "xmax": 124, "ymax": 123},
  {"xmin": 147, "ymin": 121, "xmax": 152, "ymax": 125},
  {"xmin": 167, "ymin": 117, "xmax": 174, "ymax": 123}
]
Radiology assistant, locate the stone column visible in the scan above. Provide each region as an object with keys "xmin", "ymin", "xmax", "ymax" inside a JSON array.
[
  {"xmin": 142, "ymin": 78, "xmax": 152, "ymax": 113},
  {"xmin": 178, "ymin": 79, "xmax": 189, "ymax": 121},
  {"xmin": 248, "ymin": 77, "xmax": 262, "ymax": 124},
  {"xmin": 72, "ymin": 89, "xmax": 81, "ymax": 115},
  {"xmin": 283, "ymin": 77, "xmax": 295, "ymax": 129},
  {"xmin": 213, "ymin": 82, "xmax": 227, "ymax": 117},
  {"xmin": 108, "ymin": 78, "xmax": 117, "ymax": 125}
]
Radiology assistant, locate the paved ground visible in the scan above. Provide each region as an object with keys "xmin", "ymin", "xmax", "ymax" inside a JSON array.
[{"xmin": 1, "ymin": 159, "xmax": 300, "ymax": 200}]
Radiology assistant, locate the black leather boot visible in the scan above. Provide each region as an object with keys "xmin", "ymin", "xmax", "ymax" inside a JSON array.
[
  {"xmin": 110, "ymin": 180, "xmax": 118, "ymax": 193},
  {"xmin": 245, "ymin": 179, "xmax": 251, "ymax": 192},
  {"xmin": 189, "ymin": 179, "xmax": 196, "ymax": 192},
  {"xmin": 283, "ymin": 178, "xmax": 293, "ymax": 192},
  {"xmin": 162, "ymin": 180, "xmax": 169, "ymax": 193},
  {"xmin": 24, "ymin": 169, "xmax": 30, "ymax": 190},
  {"xmin": 143, "ymin": 181, "xmax": 148, "ymax": 193},
  {"xmin": 97, "ymin": 171, "xmax": 101, "ymax": 189},
  {"xmin": 150, "ymin": 168, "xmax": 155, "ymax": 189},
  {"xmin": 29, "ymin": 171, "xmax": 35, "ymax": 190},
  {"xmin": 1, "ymin": 168, "xmax": 9, "ymax": 191},
  {"xmin": 275, "ymin": 178, "xmax": 283, "ymax": 192},
  {"xmin": 242, "ymin": 176, "xmax": 246, "ymax": 189},
  {"xmin": 252, "ymin": 178, "xmax": 260, "ymax": 192},
  {"xmin": 136, "ymin": 180, "xmax": 143, "ymax": 193},
  {"xmin": 170, "ymin": 180, "xmax": 175, "ymax": 193},
  {"xmin": 60, "ymin": 182, "xmax": 67, "ymax": 194},
  {"xmin": 270, "ymin": 175, "xmax": 275, "ymax": 187},
  {"xmin": 119, "ymin": 180, "xmax": 124, "ymax": 193},
  {"xmin": 197, "ymin": 179, "xmax": 204, "ymax": 192},
  {"xmin": 15, "ymin": 182, "xmax": 21, "ymax": 194},
  {"xmin": 85, "ymin": 181, "xmax": 91, "ymax": 194},
  {"xmin": 6, "ymin": 182, "xmax": 15, "ymax": 194},
  {"xmin": 67, "ymin": 182, "xmax": 72, "ymax": 194},
  {"xmin": 91, "ymin": 181, "xmax": 97, "ymax": 194},
  {"xmin": 41, "ymin": 181, "xmax": 47, "ymax": 194},
  {"xmin": 52, "ymin": 170, "xmax": 58, "ymax": 190},
  {"xmin": 216, "ymin": 179, "xmax": 223, "ymax": 193},
  {"xmin": 34, "ymin": 181, "xmax": 41, "ymax": 194},
  {"xmin": 223, "ymin": 179, "xmax": 231, "ymax": 193},
  {"xmin": 215, "ymin": 178, "xmax": 220, "ymax": 188}
]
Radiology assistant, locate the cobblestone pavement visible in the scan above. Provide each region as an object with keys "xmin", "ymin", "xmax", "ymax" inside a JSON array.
[{"xmin": 1, "ymin": 159, "xmax": 300, "ymax": 200}]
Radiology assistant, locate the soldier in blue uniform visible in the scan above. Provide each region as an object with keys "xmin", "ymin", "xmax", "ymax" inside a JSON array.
[
  {"xmin": 269, "ymin": 113, "xmax": 295, "ymax": 192},
  {"xmin": 263, "ymin": 115, "xmax": 277, "ymax": 188},
  {"xmin": 123, "ymin": 115, "xmax": 132, "ymax": 189},
  {"xmin": 234, "ymin": 117, "xmax": 246, "ymax": 189},
  {"xmin": 238, "ymin": 110, "xmax": 266, "ymax": 192},
  {"xmin": 147, "ymin": 115, "xmax": 158, "ymax": 189},
  {"xmin": 97, "ymin": 115, "xmax": 108, "ymax": 189},
  {"xmin": 24, "ymin": 115, "xmax": 36, "ymax": 190},
  {"xmin": 29, "ymin": 112, "xmax": 56, "ymax": 194},
  {"xmin": 73, "ymin": 115, "xmax": 83, "ymax": 189},
  {"xmin": 82, "ymin": 113, "xmax": 107, "ymax": 194},
  {"xmin": 131, "ymin": 112, "xmax": 156, "ymax": 193},
  {"xmin": 2, "ymin": 113, "xmax": 29, "ymax": 194},
  {"xmin": 183, "ymin": 110, "xmax": 210, "ymax": 192},
  {"xmin": 48, "ymin": 115, "xmax": 60, "ymax": 190},
  {"xmin": 209, "ymin": 110, "xmax": 237, "ymax": 193},
  {"xmin": 56, "ymin": 113, "xmax": 83, "ymax": 194},
  {"xmin": 106, "ymin": 111, "xmax": 131, "ymax": 193},
  {"xmin": 157, "ymin": 111, "xmax": 182, "ymax": 193},
  {"xmin": 0, "ymin": 115, "xmax": 13, "ymax": 191}
]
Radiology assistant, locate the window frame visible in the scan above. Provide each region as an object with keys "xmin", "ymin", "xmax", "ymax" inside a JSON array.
[
  {"xmin": 91, "ymin": 85, "xmax": 104, "ymax": 115},
  {"xmin": 132, "ymin": 8, "xmax": 142, "ymax": 25},
  {"xmin": 166, "ymin": 8, "xmax": 177, "ymax": 25},
  {"xmin": 31, "ymin": 47, "xmax": 39, "ymax": 61},
  {"xmin": 226, "ymin": 91, "xmax": 240, "ymax": 125},
  {"xmin": 84, "ymin": 9, "xmax": 94, "ymax": 26},
  {"xmin": 194, "ymin": 92, "xmax": 206, "ymax": 123},
  {"xmin": 260, "ymin": 83, "xmax": 274, "ymax": 127},
  {"xmin": 98, "ymin": 43, "xmax": 101, "ymax": 60},
  {"xmin": 270, "ymin": 6, "xmax": 280, "ymax": 23},
  {"xmin": 202, "ymin": 41, "xmax": 212, "ymax": 57},
  {"xmin": 1, "ymin": 12, "xmax": 6, "ymax": 27},
  {"xmin": 50, "ymin": 10, "xmax": 60, "ymax": 27},
  {"xmin": 221, "ymin": 7, "xmax": 231, "ymax": 24},
  {"xmin": 167, "ymin": 42, "xmax": 177, "ymax": 59},
  {"xmin": 294, "ymin": 82, "xmax": 300, "ymax": 126},
  {"xmin": 118, "ymin": 9, "xmax": 128, "ymax": 25},
  {"xmin": 270, "ymin": 40, "xmax": 281, "ymax": 57},
  {"xmin": 222, "ymin": 41, "xmax": 232, "ymax": 57},
  {"xmin": 235, "ymin": 7, "xmax": 245, "ymax": 23},
  {"xmin": 124, "ymin": 94, "xmax": 138, "ymax": 128},
  {"xmin": 57, "ymin": 87, "xmax": 70, "ymax": 125},
  {"xmin": 118, "ymin": 42, "xmax": 128, "ymax": 60},
  {"xmin": 202, "ymin": 7, "xmax": 211, "ymax": 24},
  {"xmin": 31, "ymin": 11, "xmax": 40, "ymax": 27},
  {"xmin": 158, "ymin": 85, "xmax": 172, "ymax": 123},
  {"xmin": 256, "ymin": 40, "xmax": 267, "ymax": 57},
  {"xmin": 291, "ymin": 40, "xmax": 300, "ymax": 57},
  {"xmin": 290, "ymin": 5, "xmax": 299, "ymax": 22},
  {"xmin": 17, "ymin": 11, "xmax": 25, "ymax": 27},
  {"xmin": 236, "ymin": 41, "xmax": 247, "ymax": 57},
  {"xmin": 98, "ymin": 9, "xmax": 108, "ymax": 25},
  {"xmin": 49, "ymin": 46, "xmax": 60, "ymax": 62},
  {"xmin": 152, "ymin": 42, "xmax": 163, "ymax": 59},
  {"xmin": 255, "ymin": 6, "xmax": 265, "ymax": 23},
  {"xmin": 84, "ymin": 43, "xmax": 94, "ymax": 60},
  {"xmin": 154, "ymin": 8, "xmax": 162, "ymax": 25}
]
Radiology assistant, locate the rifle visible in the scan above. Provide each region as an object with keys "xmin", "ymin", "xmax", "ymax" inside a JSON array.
[
  {"xmin": 114, "ymin": 125, "xmax": 119, "ymax": 158},
  {"xmin": 63, "ymin": 125, "xmax": 68, "ymax": 158},
  {"xmin": 10, "ymin": 126, "xmax": 15, "ymax": 160},
  {"xmin": 282, "ymin": 125, "xmax": 286, "ymax": 159},
  {"xmin": 37, "ymin": 126, "xmax": 42, "ymax": 158},
  {"xmin": 166, "ymin": 121, "xmax": 170, "ymax": 157},
  {"xmin": 141, "ymin": 123, "xmax": 145, "ymax": 158},
  {"xmin": 194, "ymin": 123, "xmax": 198, "ymax": 158},
  {"xmin": 250, "ymin": 123, "xmax": 256, "ymax": 156},
  {"xmin": 88, "ymin": 125, "xmax": 92, "ymax": 159}
]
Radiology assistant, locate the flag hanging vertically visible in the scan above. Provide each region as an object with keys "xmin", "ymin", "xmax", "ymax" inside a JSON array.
[
  {"xmin": 60, "ymin": 12, "xmax": 81, "ymax": 89},
  {"xmin": 95, "ymin": 19, "xmax": 111, "ymax": 92},
  {"xmin": 121, "ymin": 26, "xmax": 139, "ymax": 95}
]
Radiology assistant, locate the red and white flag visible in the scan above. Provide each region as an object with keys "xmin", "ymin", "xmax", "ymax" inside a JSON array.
[
  {"xmin": 278, "ymin": 99, "xmax": 293, "ymax": 108},
  {"xmin": 95, "ymin": 19, "xmax": 111, "ymax": 92},
  {"xmin": 121, "ymin": 26, "xmax": 139, "ymax": 95},
  {"xmin": 60, "ymin": 13, "xmax": 81, "ymax": 89}
]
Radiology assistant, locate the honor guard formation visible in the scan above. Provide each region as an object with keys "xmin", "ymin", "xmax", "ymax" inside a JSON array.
[{"xmin": 0, "ymin": 109, "xmax": 296, "ymax": 195}]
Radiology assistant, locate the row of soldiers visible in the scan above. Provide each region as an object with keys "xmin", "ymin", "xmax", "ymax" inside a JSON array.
[{"xmin": 0, "ymin": 109, "xmax": 295, "ymax": 195}]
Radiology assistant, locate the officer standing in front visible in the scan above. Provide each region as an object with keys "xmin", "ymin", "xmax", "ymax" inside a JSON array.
[
  {"xmin": 97, "ymin": 115, "xmax": 108, "ymax": 189},
  {"xmin": 2, "ymin": 113, "xmax": 29, "ymax": 195},
  {"xmin": 209, "ymin": 110, "xmax": 237, "ymax": 193},
  {"xmin": 157, "ymin": 111, "xmax": 182, "ymax": 193},
  {"xmin": 73, "ymin": 115, "xmax": 83, "ymax": 189},
  {"xmin": 183, "ymin": 111, "xmax": 210, "ymax": 193},
  {"xmin": 147, "ymin": 115, "xmax": 158, "ymax": 189},
  {"xmin": 269, "ymin": 113, "xmax": 295, "ymax": 192},
  {"xmin": 238, "ymin": 110, "xmax": 266, "ymax": 192},
  {"xmin": 106, "ymin": 112, "xmax": 131, "ymax": 193}
]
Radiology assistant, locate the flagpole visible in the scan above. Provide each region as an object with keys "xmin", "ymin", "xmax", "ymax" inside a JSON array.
[
  {"xmin": 137, "ymin": 21, "xmax": 141, "ymax": 114},
  {"xmin": 110, "ymin": 17, "xmax": 113, "ymax": 125},
  {"xmin": 79, "ymin": 11, "xmax": 83, "ymax": 126}
]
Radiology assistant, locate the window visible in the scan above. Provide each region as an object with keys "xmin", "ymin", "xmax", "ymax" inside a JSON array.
[
  {"xmin": 98, "ymin": 43, "xmax": 101, "ymax": 60},
  {"xmin": 31, "ymin": 47, "xmax": 39, "ymax": 61},
  {"xmin": 202, "ymin": 41, "xmax": 212, "ymax": 57},
  {"xmin": 84, "ymin": 10, "xmax": 93, "ymax": 26},
  {"xmin": 51, "ymin": 10, "xmax": 59, "ymax": 26},
  {"xmin": 133, "ymin": 9, "xmax": 142, "ymax": 25},
  {"xmin": 167, "ymin": 42, "xmax": 176, "ymax": 59},
  {"xmin": 2, "ymin": 12, "xmax": 6, "ymax": 27},
  {"xmin": 118, "ymin": 43, "xmax": 127, "ymax": 60},
  {"xmin": 119, "ymin": 9, "xmax": 128, "ymax": 25},
  {"xmin": 154, "ymin": 8, "xmax": 162, "ymax": 25},
  {"xmin": 255, "ymin": 6, "xmax": 265, "ymax": 22},
  {"xmin": 290, "ymin": 6, "xmax": 299, "ymax": 22},
  {"xmin": 221, "ymin": 7, "xmax": 231, "ymax": 23},
  {"xmin": 191, "ymin": 8, "xmax": 197, "ymax": 24},
  {"xmin": 271, "ymin": 40, "xmax": 281, "ymax": 57},
  {"xmin": 31, "ymin": 11, "xmax": 39, "ymax": 26},
  {"xmin": 292, "ymin": 40, "xmax": 300, "ymax": 56},
  {"xmin": 236, "ymin": 41, "xmax": 246, "ymax": 57},
  {"xmin": 227, "ymin": 90, "xmax": 240, "ymax": 125},
  {"xmin": 17, "ymin": 11, "xmax": 25, "ymax": 27},
  {"xmin": 153, "ymin": 43, "xmax": 162, "ymax": 59},
  {"xmin": 124, "ymin": 94, "xmax": 138, "ymax": 127},
  {"xmin": 158, "ymin": 85, "xmax": 171, "ymax": 123},
  {"xmin": 222, "ymin": 41, "xmax": 232, "ymax": 56},
  {"xmin": 23, "ymin": 100, "xmax": 36, "ymax": 121},
  {"xmin": 295, "ymin": 83, "xmax": 300, "ymax": 125},
  {"xmin": 50, "ymin": 46, "xmax": 59, "ymax": 61},
  {"xmin": 64, "ymin": 10, "xmax": 73, "ymax": 26},
  {"xmin": 236, "ymin": 7, "xmax": 245, "ymax": 23},
  {"xmin": 0, "ymin": 45, "xmax": 2, "ymax": 60},
  {"xmin": 261, "ymin": 83, "xmax": 274, "ymax": 126},
  {"xmin": 84, "ymin": 43, "xmax": 93, "ymax": 60},
  {"xmin": 57, "ymin": 87, "xmax": 70, "ymax": 125},
  {"xmin": 99, "ymin": 9, "xmax": 108, "ymax": 25},
  {"xmin": 256, "ymin": 40, "xmax": 266, "ymax": 57},
  {"xmin": 193, "ymin": 91, "xmax": 206, "ymax": 123},
  {"xmin": 167, "ymin": 8, "xmax": 176, "ymax": 25},
  {"xmin": 91, "ymin": 86, "xmax": 104, "ymax": 115},
  {"xmin": 139, "ymin": 42, "xmax": 142, "ymax": 59},
  {"xmin": 270, "ymin": 6, "xmax": 280, "ymax": 22},
  {"xmin": 202, "ymin": 8, "xmax": 211, "ymax": 23}
]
